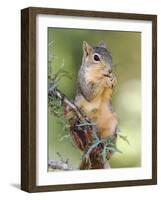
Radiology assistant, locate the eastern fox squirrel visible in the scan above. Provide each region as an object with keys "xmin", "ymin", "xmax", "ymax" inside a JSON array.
[{"xmin": 74, "ymin": 41, "xmax": 118, "ymax": 139}]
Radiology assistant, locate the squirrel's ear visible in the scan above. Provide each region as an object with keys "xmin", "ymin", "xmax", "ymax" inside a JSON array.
[
  {"xmin": 82, "ymin": 41, "xmax": 92, "ymax": 56},
  {"xmin": 98, "ymin": 40, "xmax": 106, "ymax": 48}
]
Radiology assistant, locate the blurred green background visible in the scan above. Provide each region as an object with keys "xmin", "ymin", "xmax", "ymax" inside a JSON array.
[{"xmin": 48, "ymin": 28, "xmax": 141, "ymax": 169}]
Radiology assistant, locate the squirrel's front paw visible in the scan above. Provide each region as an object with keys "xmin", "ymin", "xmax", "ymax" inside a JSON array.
[{"xmin": 105, "ymin": 74, "xmax": 117, "ymax": 88}]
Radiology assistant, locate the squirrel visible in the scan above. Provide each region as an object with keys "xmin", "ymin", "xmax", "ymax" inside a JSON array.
[{"xmin": 74, "ymin": 41, "xmax": 118, "ymax": 140}]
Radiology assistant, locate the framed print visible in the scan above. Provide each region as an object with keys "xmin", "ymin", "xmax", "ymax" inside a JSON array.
[{"xmin": 21, "ymin": 7, "xmax": 157, "ymax": 192}]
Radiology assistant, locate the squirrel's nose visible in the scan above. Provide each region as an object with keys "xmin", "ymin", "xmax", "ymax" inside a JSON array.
[
  {"xmin": 108, "ymin": 69, "xmax": 112, "ymax": 74},
  {"xmin": 103, "ymin": 68, "xmax": 112, "ymax": 77},
  {"xmin": 105, "ymin": 69, "xmax": 112, "ymax": 74},
  {"xmin": 104, "ymin": 65, "xmax": 112, "ymax": 74},
  {"xmin": 103, "ymin": 66, "xmax": 112, "ymax": 74}
]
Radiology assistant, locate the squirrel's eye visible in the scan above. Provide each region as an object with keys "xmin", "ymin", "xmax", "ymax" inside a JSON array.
[{"xmin": 93, "ymin": 54, "xmax": 100, "ymax": 62}]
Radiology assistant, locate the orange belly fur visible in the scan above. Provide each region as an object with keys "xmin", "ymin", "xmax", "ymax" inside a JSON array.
[{"xmin": 75, "ymin": 87, "xmax": 117, "ymax": 138}]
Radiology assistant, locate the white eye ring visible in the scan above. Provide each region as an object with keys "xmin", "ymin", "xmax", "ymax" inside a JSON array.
[{"xmin": 93, "ymin": 53, "xmax": 101, "ymax": 62}]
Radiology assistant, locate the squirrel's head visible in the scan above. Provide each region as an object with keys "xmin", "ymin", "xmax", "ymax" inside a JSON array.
[{"xmin": 82, "ymin": 41, "xmax": 112, "ymax": 73}]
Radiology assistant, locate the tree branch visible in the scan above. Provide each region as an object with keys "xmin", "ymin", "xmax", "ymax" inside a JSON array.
[
  {"xmin": 48, "ymin": 85, "xmax": 84, "ymax": 120},
  {"xmin": 48, "ymin": 159, "xmax": 110, "ymax": 170},
  {"xmin": 48, "ymin": 160, "xmax": 75, "ymax": 171}
]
